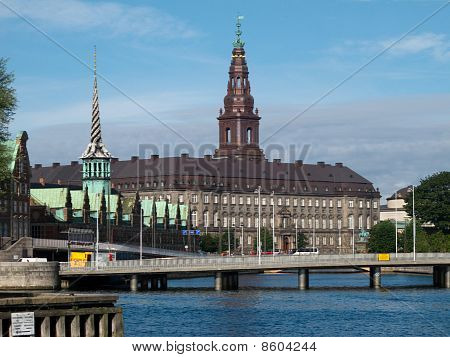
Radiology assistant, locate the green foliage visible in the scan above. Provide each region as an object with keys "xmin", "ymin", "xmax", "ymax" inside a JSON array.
[
  {"xmin": 0, "ymin": 58, "xmax": 16, "ymax": 182},
  {"xmin": 297, "ymin": 232, "xmax": 308, "ymax": 250},
  {"xmin": 199, "ymin": 234, "xmax": 219, "ymax": 253},
  {"xmin": 400, "ymin": 220, "xmax": 427, "ymax": 253},
  {"xmin": 253, "ymin": 227, "xmax": 274, "ymax": 252},
  {"xmin": 367, "ymin": 220, "xmax": 396, "ymax": 253},
  {"xmin": 405, "ymin": 172, "xmax": 450, "ymax": 233}
]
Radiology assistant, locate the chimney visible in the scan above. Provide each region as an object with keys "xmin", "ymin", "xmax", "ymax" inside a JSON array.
[
  {"xmin": 204, "ymin": 154, "xmax": 212, "ymax": 160},
  {"xmin": 151, "ymin": 154, "xmax": 159, "ymax": 160},
  {"xmin": 39, "ymin": 177, "xmax": 45, "ymax": 186},
  {"xmin": 317, "ymin": 161, "xmax": 325, "ymax": 167},
  {"xmin": 34, "ymin": 164, "xmax": 42, "ymax": 169},
  {"xmin": 70, "ymin": 161, "xmax": 78, "ymax": 166},
  {"xmin": 335, "ymin": 162, "xmax": 343, "ymax": 167},
  {"xmin": 295, "ymin": 160, "xmax": 303, "ymax": 166},
  {"xmin": 52, "ymin": 162, "xmax": 60, "ymax": 167},
  {"xmin": 181, "ymin": 153, "xmax": 189, "ymax": 159},
  {"xmin": 131, "ymin": 156, "xmax": 138, "ymax": 162}
]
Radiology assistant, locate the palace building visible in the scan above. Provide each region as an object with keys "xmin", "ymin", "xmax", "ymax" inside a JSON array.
[{"xmin": 30, "ymin": 19, "xmax": 380, "ymax": 254}]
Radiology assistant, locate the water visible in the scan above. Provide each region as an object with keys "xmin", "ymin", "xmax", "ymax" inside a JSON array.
[{"xmin": 114, "ymin": 273, "xmax": 450, "ymax": 336}]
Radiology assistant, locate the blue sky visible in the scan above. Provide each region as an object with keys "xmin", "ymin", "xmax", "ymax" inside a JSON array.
[{"xmin": 1, "ymin": 0, "xmax": 449, "ymax": 201}]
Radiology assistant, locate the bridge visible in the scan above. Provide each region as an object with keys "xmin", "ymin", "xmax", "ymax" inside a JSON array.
[
  {"xmin": 32, "ymin": 238, "xmax": 198, "ymax": 258},
  {"xmin": 59, "ymin": 252, "xmax": 450, "ymax": 291}
]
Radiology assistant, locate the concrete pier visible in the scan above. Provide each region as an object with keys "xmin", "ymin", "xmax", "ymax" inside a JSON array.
[
  {"xmin": 298, "ymin": 268, "xmax": 309, "ymax": 290},
  {"xmin": 215, "ymin": 272, "xmax": 238, "ymax": 290},
  {"xmin": 370, "ymin": 266, "xmax": 381, "ymax": 288},
  {"xmin": 130, "ymin": 274, "xmax": 138, "ymax": 292},
  {"xmin": 444, "ymin": 266, "xmax": 450, "ymax": 288},
  {"xmin": 0, "ymin": 293, "xmax": 123, "ymax": 337},
  {"xmin": 434, "ymin": 266, "xmax": 450, "ymax": 288},
  {"xmin": 140, "ymin": 276, "xmax": 149, "ymax": 291}
]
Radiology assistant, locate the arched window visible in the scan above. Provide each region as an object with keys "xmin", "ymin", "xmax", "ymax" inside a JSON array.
[
  {"xmin": 348, "ymin": 215, "xmax": 354, "ymax": 229},
  {"xmin": 246, "ymin": 128, "xmax": 252, "ymax": 143},
  {"xmin": 203, "ymin": 211, "xmax": 209, "ymax": 227},
  {"xmin": 226, "ymin": 128, "xmax": 231, "ymax": 143},
  {"xmin": 366, "ymin": 216, "xmax": 371, "ymax": 229},
  {"xmin": 191, "ymin": 210, "xmax": 197, "ymax": 227},
  {"xmin": 236, "ymin": 77, "xmax": 241, "ymax": 88},
  {"xmin": 214, "ymin": 212, "xmax": 219, "ymax": 227},
  {"xmin": 358, "ymin": 215, "xmax": 363, "ymax": 229}
]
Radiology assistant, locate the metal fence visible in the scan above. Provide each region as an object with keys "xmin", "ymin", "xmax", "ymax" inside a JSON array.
[{"xmin": 59, "ymin": 252, "xmax": 450, "ymax": 273}]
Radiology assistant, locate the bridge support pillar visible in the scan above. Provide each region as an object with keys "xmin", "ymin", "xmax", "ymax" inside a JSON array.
[
  {"xmin": 61, "ymin": 279, "xmax": 70, "ymax": 289},
  {"xmin": 130, "ymin": 275, "xmax": 138, "ymax": 292},
  {"xmin": 370, "ymin": 266, "xmax": 381, "ymax": 288},
  {"xmin": 443, "ymin": 266, "xmax": 450, "ymax": 288},
  {"xmin": 215, "ymin": 272, "xmax": 223, "ymax": 291},
  {"xmin": 159, "ymin": 275, "xmax": 168, "ymax": 290},
  {"xmin": 433, "ymin": 266, "xmax": 440, "ymax": 287},
  {"xmin": 298, "ymin": 268, "xmax": 309, "ymax": 290},
  {"xmin": 140, "ymin": 276, "xmax": 149, "ymax": 291},
  {"xmin": 150, "ymin": 276, "xmax": 159, "ymax": 290}
]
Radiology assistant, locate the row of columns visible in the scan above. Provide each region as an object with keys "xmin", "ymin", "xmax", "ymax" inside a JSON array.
[
  {"xmin": 215, "ymin": 272, "xmax": 239, "ymax": 291},
  {"xmin": 130, "ymin": 274, "xmax": 168, "ymax": 292},
  {"xmin": 433, "ymin": 266, "xmax": 450, "ymax": 288},
  {"xmin": 1, "ymin": 311, "xmax": 123, "ymax": 337}
]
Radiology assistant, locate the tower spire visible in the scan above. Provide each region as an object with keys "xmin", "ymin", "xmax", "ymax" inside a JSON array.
[
  {"xmin": 233, "ymin": 15, "xmax": 245, "ymax": 48},
  {"xmin": 214, "ymin": 16, "xmax": 264, "ymax": 160},
  {"xmin": 81, "ymin": 46, "xmax": 112, "ymax": 159}
]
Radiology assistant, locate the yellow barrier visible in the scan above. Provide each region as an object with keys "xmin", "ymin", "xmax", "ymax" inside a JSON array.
[{"xmin": 378, "ymin": 253, "xmax": 390, "ymax": 261}]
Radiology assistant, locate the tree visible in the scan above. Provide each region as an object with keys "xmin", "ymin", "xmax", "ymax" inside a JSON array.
[
  {"xmin": 367, "ymin": 220, "xmax": 396, "ymax": 253},
  {"xmin": 405, "ymin": 172, "xmax": 450, "ymax": 233},
  {"xmin": 297, "ymin": 232, "xmax": 308, "ymax": 250},
  {"xmin": 253, "ymin": 227, "xmax": 273, "ymax": 252},
  {"xmin": 0, "ymin": 58, "xmax": 16, "ymax": 182},
  {"xmin": 199, "ymin": 234, "xmax": 219, "ymax": 253},
  {"xmin": 400, "ymin": 220, "xmax": 427, "ymax": 253}
]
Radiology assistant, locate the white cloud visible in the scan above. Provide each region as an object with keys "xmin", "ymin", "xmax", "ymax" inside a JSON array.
[
  {"xmin": 330, "ymin": 33, "xmax": 450, "ymax": 61},
  {"xmin": 0, "ymin": 0, "xmax": 197, "ymax": 38}
]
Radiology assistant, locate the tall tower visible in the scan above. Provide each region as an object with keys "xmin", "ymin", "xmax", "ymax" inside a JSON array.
[
  {"xmin": 214, "ymin": 16, "xmax": 264, "ymax": 160},
  {"xmin": 80, "ymin": 47, "xmax": 113, "ymax": 194}
]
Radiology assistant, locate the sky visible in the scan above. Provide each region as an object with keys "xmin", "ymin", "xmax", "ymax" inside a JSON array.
[{"xmin": 1, "ymin": 0, "xmax": 449, "ymax": 202}]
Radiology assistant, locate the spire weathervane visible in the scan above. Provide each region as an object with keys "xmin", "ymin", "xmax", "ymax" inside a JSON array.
[{"xmin": 233, "ymin": 15, "xmax": 245, "ymax": 48}]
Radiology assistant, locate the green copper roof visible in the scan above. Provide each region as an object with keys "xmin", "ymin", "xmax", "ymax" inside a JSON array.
[{"xmin": 3, "ymin": 131, "xmax": 25, "ymax": 172}]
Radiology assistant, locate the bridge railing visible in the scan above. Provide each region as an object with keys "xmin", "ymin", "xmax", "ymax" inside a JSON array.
[{"xmin": 59, "ymin": 252, "xmax": 450, "ymax": 272}]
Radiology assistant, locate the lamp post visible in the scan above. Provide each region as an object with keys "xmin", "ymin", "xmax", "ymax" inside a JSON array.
[
  {"xmin": 271, "ymin": 191, "xmax": 275, "ymax": 255},
  {"xmin": 352, "ymin": 225, "xmax": 355, "ymax": 256},
  {"xmin": 395, "ymin": 191, "xmax": 398, "ymax": 258},
  {"xmin": 240, "ymin": 223, "xmax": 244, "ymax": 256},
  {"xmin": 255, "ymin": 186, "xmax": 261, "ymax": 264},
  {"xmin": 140, "ymin": 205, "xmax": 143, "ymax": 266},
  {"xmin": 96, "ymin": 207, "xmax": 99, "ymax": 270},
  {"xmin": 412, "ymin": 185, "xmax": 416, "ymax": 261},
  {"xmin": 295, "ymin": 218, "xmax": 298, "ymax": 252}
]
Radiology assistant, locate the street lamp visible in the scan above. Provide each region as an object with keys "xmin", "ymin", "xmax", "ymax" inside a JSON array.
[
  {"xmin": 412, "ymin": 185, "xmax": 416, "ymax": 261},
  {"xmin": 254, "ymin": 186, "xmax": 261, "ymax": 264},
  {"xmin": 140, "ymin": 205, "xmax": 143, "ymax": 266},
  {"xmin": 395, "ymin": 191, "xmax": 398, "ymax": 258},
  {"xmin": 295, "ymin": 218, "xmax": 298, "ymax": 252},
  {"xmin": 271, "ymin": 191, "xmax": 275, "ymax": 255},
  {"xmin": 240, "ymin": 223, "xmax": 244, "ymax": 255}
]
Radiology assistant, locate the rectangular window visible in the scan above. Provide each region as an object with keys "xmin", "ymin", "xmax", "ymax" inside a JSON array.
[
  {"xmin": 308, "ymin": 199, "xmax": 312, "ymax": 207},
  {"xmin": 248, "ymin": 235, "xmax": 252, "ymax": 245},
  {"xmin": 315, "ymin": 199, "xmax": 319, "ymax": 207},
  {"xmin": 223, "ymin": 216, "xmax": 228, "ymax": 227},
  {"xmin": 293, "ymin": 198, "xmax": 298, "ymax": 207},
  {"xmin": 315, "ymin": 237, "xmax": 319, "ymax": 246},
  {"xmin": 179, "ymin": 194, "xmax": 184, "ymax": 203},
  {"xmin": 231, "ymin": 196, "xmax": 236, "ymax": 205},
  {"xmin": 285, "ymin": 198, "xmax": 290, "ymax": 206},
  {"xmin": 330, "ymin": 236, "xmax": 334, "ymax": 245},
  {"xmin": 239, "ymin": 216, "xmax": 243, "ymax": 226},
  {"xmin": 338, "ymin": 219, "xmax": 342, "ymax": 229},
  {"xmin": 337, "ymin": 199, "xmax": 342, "ymax": 208},
  {"xmin": 247, "ymin": 196, "xmax": 251, "ymax": 205},
  {"xmin": 322, "ymin": 237, "xmax": 327, "ymax": 245},
  {"xmin": 203, "ymin": 195, "xmax": 209, "ymax": 204},
  {"xmin": 322, "ymin": 219, "xmax": 327, "ymax": 229},
  {"xmin": 315, "ymin": 218, "xmax": 320, "ymax": 229},
  {"xmin": 270, "ymin": 197, "xmax": 274, "ymax": 206},
  {"xmin": 262, "ymin": 197, "xmax": 267, "ymax": 205},
  {"xmin": 329, "ymin": 199, "xmax": 333, "ymax": 208},
  {"xmin": 239, "ymin": 196, "xmax": 244, "ymax": 205},
  {"xmin": 254, "ymin": 197, "xmax": 259, "ymax": 205},
  {"xmin": 301, "ymin": 218, "xmax": 305, "ymax": 229},
  {"xmin": 308, "ymin": 218, "xmax": 312, "ymax": 228},
  {"xmin": 301, "ymin": 198, "xmax": 305, "ymax": 207},
  {"xmin": 223, "ymin": 195, "xmax": 228, "ymax": 205},
  {"xmin": 213, "ymin": 195, "xmax": 219, "ymax": 204},
  {"xmin": 262, "ymin": 217, "xmax": 267, "ymax": 227},
  {"xmin": 329, "ymin": 219, "xmax": 333, "ymax": 229},
  {"xmin": 359, "ymin": 200, "xmax": 363, "ymax": 208},
  {"xmin": 231, "ymin": 216, "xmax": 236, "ymax": 227},
  {"xmin": 349, "ymin": 200, "xmax": 354, "ymax": 208},
  {"xmin": 191, "ymin": 194, "xmax": 198, "ymax": 203},
  {"xmin": 373, "ymin": 201, "xmax": 378, "ymax": 209},
  {"xmin": 247, "ymin": 217, "xmax": 252, "ymax": 228},
  {"xmin": 322, "ymin": 199, "xmax": 327, "ymax": 207}
]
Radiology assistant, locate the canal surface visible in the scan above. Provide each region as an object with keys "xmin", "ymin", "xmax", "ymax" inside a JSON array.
[{"xmin": 115, "ymin": 273, "xmax": 449, "ymax": 336}]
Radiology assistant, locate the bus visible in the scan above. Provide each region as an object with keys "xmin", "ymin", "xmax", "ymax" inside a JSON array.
[{"xmin": 293, "ymin": 247, "xmax": 319, "ymax": 255}]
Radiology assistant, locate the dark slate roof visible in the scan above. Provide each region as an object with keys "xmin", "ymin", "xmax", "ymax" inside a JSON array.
[
  {"xmin": 387, "ymin": 185, "xmax": 412, "ymax": 200},
  {"xmin": 31, "ymin": 156, "xmax": 379, "ymax": 197}
]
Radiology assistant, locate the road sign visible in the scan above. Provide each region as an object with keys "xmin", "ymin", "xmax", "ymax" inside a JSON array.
[
  {"xmin": 182, "ymin": 230, "xmax": 201, "ymax": 236},
  {"xmin": 11, "ymin": 312, "xmax": 35, "ymax": 337}
]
